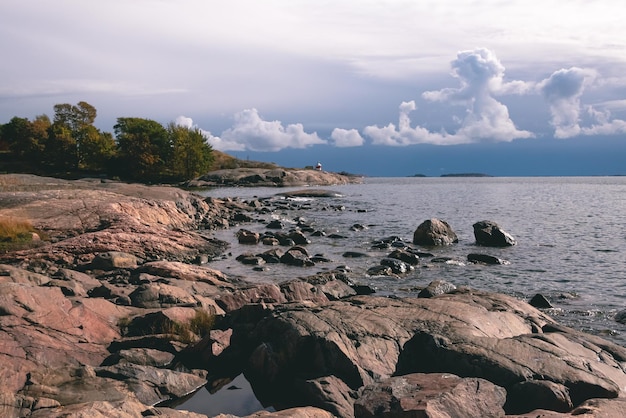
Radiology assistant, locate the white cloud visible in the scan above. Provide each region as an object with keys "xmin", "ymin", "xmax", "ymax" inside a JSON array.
[
  {"xmin": 364, "ymin": 48, "xmax": 534, "ymax": 146},
  {"xmin": 175, "ymin": 115, "xmax": 245, "ymax": 152},
  {"xmin": 330, "ymin": 128, "xmax": 364, "ymax": 147},
  {"xmin": 363, "ymin": 101, "xmax": 450, "ymax": 146},
  {"xmin": 539, "ymin": 67, "xmax": 626, "ymax": 138},
  {"xmin": 195, "ymin": 108, "xmax": 326, "ymax": 152}
]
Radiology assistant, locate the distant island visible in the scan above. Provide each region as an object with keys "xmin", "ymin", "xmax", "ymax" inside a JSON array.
[
  {"xmin": 440, "ymin": 173, "xmax": 493, "ymax": 177},
  {"xmin": 409, "ymin": 173, "xmax": 492, "ymax": 178}
]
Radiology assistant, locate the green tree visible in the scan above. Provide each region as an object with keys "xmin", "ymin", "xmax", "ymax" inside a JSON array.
[
  {"xmin": 168, "ymin": 123, "xmax": 214, "ymax": 180},
  {"xmin": 44, "ymin": 123, "xmax": 77, "ymax": 170},
  {"xmin": 79, "ymin": 126, "xmax": 117, "ymax": 171},
  {"xmin": 114, "ymin": 117, "xmax": 171, "ymax": 181},
  {"xmin": 52, "ymin": 101, "xmax": 108, "ymax": 170},
  {"xmin": 1, "ymin": 115, "xmax": 49, "ymax": 159}
]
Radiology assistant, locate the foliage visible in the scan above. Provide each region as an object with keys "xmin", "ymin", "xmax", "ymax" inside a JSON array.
[
  {"xmin": 168, "ymin": 123, "xmax": 214, "ymax": 180},
  {"xmin": 1, "ymin": 116, "xmax": 49, "ymax": 159},
  {"xmin": 114, "ymin": 117, "xmax": 171, "ymax": 181},
  {"xmin": 44, "ymin": 122, "xmax": 78, "ymax": 170},
  {"xmin": 0, "ymin": 101, "xmax": 219, "ymax": 182}
]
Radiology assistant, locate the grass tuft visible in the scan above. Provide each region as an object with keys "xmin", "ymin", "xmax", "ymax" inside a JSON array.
[{"xmin": 0, "ymin": 217, "xmax": 43, "ymax": 252}]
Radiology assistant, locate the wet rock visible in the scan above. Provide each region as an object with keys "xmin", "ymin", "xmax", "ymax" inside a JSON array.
[
  {"xmin": 388, "ymin": 249, "xmax": 420, "ymax": 265},
  {"xmin": 354, "ymin": 373, "xmax": 506, "ymax": 418},
  {"xmin": 236, "ymin": 253, "xmax": 266, "ymax": 266},
  {"xmin": 467, "ymin": 253, "xmax": 508, "ymax": 265},
  {"xmin": 473, "ymin": 220, "xmax": 517, "ymax": 247},
  {"xmin": 237, "ymin": 229, "xmax": 261, "ymax": 245},
  {"xmin": 380, "ymin": 257, "xmax": 413, "ymax": 274},
  {"xmin": 366, "ymin": 265, "xmax": 394, "ymax": 276},
  {"xmin": 413, "ymin": 218, "xmax": 458, "ymax": 246},
  {"xmin": 288, "ymin": 230, "xmax": 311, "ymax": 245},
  {"xmin": 262, "ymin": 236, "xmax": 280, "ymax": 246},
  {"xmin": 266, "ymin": 220, "xmax": 284, "ymax": 229},
  {"xmin": 280, "ymin": 246, "xmax": 315, "ymax": 267},
  {"xmin": 258, "ymin": 248, "xmax": 284, "ymax": 264},
  {"xmin": 529, "ymin": 293, "xmax": 554, "ymax": 309},
  {"xmin": 615, "ymin": 309, "xmax": 626, "ymax": 324},
  {"xmin": 342, "ymin": 251, "xmax": 369, "ymax": 258},
  {"xmin": 310, "ymin": 254, "xmax": 332, "ymax": 263},
  {"xmin": 328, "ymin": 233, "xmax": 348, "ymax": 239},
  {"xmin": 349, "ymin": 223, "xmax": 368, "ymax": 231}
]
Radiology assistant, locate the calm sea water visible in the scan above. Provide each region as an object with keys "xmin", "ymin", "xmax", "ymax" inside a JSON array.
[
  {"xmin": 199, "ymin": 176, "xmax": 626, "ymax": 346},
  {"xmin": 182, "ymin": 177, "xmax": 626, "ymax": 415}
]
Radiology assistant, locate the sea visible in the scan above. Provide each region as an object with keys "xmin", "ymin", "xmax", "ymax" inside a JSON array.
[{"xmin": 180, "ymin": 176, "xmax": 626, "ymax": 416}]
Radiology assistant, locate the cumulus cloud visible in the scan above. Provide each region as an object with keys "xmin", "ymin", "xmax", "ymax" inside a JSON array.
[
  {"xmin": 218, "ymin": 108, "xmax": 326, "ymax": 152},
  {"xmin": 330, "ymin": 128, "xmax": 364, "ymax": 147},
  {"xmin": 364, "ymin": 48, "xmax": 534, "ymax": 146},
  {"xmin": 179, "ymin": 109, "xmax": 326, "ymax": 152},
  {"xmin": 539, "ymin": 67, "xmax": 626, "ymax": 138},
  {"xmin": 175, "ymin": 115, "xmax": 245, "ymax": 152},
  {"xmin": 363, "ymin": 101, "xmax": 450, "ymax": 146}
]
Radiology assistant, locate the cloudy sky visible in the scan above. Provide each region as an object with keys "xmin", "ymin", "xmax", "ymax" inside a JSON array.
[{"xmin": 2, "ymin": 0, "xmax": 626, "ymax": 176}]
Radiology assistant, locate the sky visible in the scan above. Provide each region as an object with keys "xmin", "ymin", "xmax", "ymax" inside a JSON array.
[{"xmin": 1, "ymin": 0, "xmax": 626, "ymax": 176}]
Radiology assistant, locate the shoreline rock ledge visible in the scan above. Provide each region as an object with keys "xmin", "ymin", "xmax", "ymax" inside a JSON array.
[
  {"xmin": 185, "ymin": 168, "xmax": 363, "ymax": 188},
  {"xmin": 1, "ymin": 174, "xmax": 626, "ymax": 418}
]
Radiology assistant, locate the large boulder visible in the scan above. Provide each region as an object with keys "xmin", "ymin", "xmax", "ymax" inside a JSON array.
[
  {"xmin": 413, "ymin": 218, "xmax": 458, "ymax": 246},
  {"xmin": 473, "ymin": 220, "xmax": 517, "ymax": 247},
  {"xmin": 225, "ymin": 290, "xmax": 626, "ymax": 417}
]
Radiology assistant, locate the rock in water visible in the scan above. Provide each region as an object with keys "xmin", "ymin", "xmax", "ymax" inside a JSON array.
[
  {"xmin": 473, "ymin": 220, "xmax": 516, "ymax": 247},
  {"xmin": 413, "ymin": 218, "xmax": 458, "ymax": 246}
]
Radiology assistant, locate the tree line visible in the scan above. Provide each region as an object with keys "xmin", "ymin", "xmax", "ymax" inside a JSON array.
[{"xmin": 0, "ymin": 101, "xmax": 214, "ymax": 183}]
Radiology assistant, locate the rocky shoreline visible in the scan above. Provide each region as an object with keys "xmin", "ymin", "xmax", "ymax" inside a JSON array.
[
  {"xmin": 1, "ymin": 173, "xmax": 626, "ymax": 417},
  {"xmin": 185, "ymin": 168, "xmax": 363, "ymax": 188}
]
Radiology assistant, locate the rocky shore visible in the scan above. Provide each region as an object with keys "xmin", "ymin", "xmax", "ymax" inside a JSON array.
[
  {"xmin": 185, "ymin": 168, "xmax": 363, "ymax": 188},
  {"xmin": 1, "ymin": 173, "xmax": 626, "ymax": 418}
]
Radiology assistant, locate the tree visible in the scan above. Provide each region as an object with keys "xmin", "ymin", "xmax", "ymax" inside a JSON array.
[
  {"xmin": 52, "ymin": 101, "xmax": 107, "ymax": 170},
  {"xmin": 1, "ymin": 115, "xmax": 49, "ymax": 159},
  {"xmin": 168, "ymin": 123, "xmax": 214, "ymax": 180},
  {"xmin": 44, "ymin": 123, "xmax": 77, "ymax": 170},
  {"xmin": 53, "ymin": 101, "xmax": 96, "ymax": 133},
  {"xmin": 79, "ymin": 126, "xmax": 117, "ymax": 172},
  {"xmin": 114, "ymin": 117, "xmax": 171, "ymax": 181}
]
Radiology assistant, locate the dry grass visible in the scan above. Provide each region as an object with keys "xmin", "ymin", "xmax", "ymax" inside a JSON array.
[
  {"xmin": 0, "ymin": 217, "xmax": 43, "ymax": 252},
  {"xmin": 118, "ymin": 308, "xmax": 216, "ymax": 344}
]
